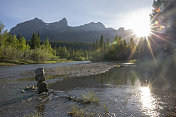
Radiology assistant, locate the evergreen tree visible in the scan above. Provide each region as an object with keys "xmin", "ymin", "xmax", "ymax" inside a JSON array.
[
  {"xmin": 129, "ymin": 38, "xmax": 135, "ymax": 49},
  {"xmin": 0, "ymin": 22, "xmax": 4, "ymax": 34},
  {"xmin": 17, "ymin": 34, "xmax": 21, "ymax": 40},
  {"xmin": 123, "ymin": 40, "xmax": 127, "ymax": 47},
  {"xmin": 106, "ymin": 38, "xmax": 110, "ymax": 47},
  {"xmin": 99, "ymin": 35, "xmax": 104, "ymax": 48},
  {"xmin": 95, "ymin": 40, "xmax": 99, "ymax": 49},
  {"xmin": 44, "ymin": 37, "xmax": 50, "ymax": 49},
  {"xmin": 30, "ymin": 32, "xmax": 41, "ymax": 49},
  {"xmin": 18, "ymin": 37, "xmax": 26, "ymax": 51}
]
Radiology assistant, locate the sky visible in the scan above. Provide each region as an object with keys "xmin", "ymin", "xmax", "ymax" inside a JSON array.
[{"xmin": 0, "ymin": 0, "xmax": 153, "ymax": 31}]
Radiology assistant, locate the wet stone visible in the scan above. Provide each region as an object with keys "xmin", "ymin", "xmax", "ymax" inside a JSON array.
[
  {"xmin": 37, "ymin": 81, "xmax": 49, "ymax": 94},
  {"xmin": 35, "ymin": 75, "xmax": 45, "ymax": 81},
  {"xmin": 35, "ymin": 68, "xmax": 45, "ymax": 76}
]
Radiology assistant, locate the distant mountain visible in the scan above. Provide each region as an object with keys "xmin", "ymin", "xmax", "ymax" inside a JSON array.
[{"xmin": 10, "ymin": 18, "xmax": 134, "ymax": 42}]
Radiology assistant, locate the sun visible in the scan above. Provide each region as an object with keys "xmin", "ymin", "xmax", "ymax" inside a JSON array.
[
  {"xmin": 126, "ymin": 9, "xmax": 152, "ymax": 37},
  {"xmin": 133, "ymin": 22, "xmax": 151, "ymax": 37}
]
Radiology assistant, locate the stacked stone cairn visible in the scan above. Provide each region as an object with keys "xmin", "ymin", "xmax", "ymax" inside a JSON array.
[{"xmin": 35, "ymin": 68, "xmax": 49, "ymax": 94}]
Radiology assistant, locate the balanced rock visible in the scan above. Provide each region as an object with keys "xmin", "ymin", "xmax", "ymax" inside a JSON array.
[
  {"xmin": 35, "ymin": 68, "xmax": 46, "ymax": 81},
  {"xmin": 35, "ymin": 68, "xmax": 45, "ymax": 75},
  {"xmin": 35, "ymin": 68, "xmax": 48, "ymax": 94},
  {"xmin": 37, "ymin": 81, "xmax": 48, "ymax": 94},
  {"xmin": 35, "ymin": 75, "xmax": 45, "ymax": 82}
]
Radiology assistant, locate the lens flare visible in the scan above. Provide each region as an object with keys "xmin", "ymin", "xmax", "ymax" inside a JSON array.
[
  {"xmin": 126, "ymin": 9, "xmax": 152, "ymax": 37},
  {"xmin": 133, "ymin": 24, "xmax": 151, "ymax": 37}
]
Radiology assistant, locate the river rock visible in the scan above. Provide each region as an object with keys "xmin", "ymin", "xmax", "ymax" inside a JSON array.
[
  {"xmin": 37, "ymin": 81, "xmax": 49, "ymax": 93},
  {"xmin": 35, "ymin": 75, "xmax": 46, "ymax": 81},
  {"xmin": 35, "ymin": 68, "xmax": 45, "ymax": 76},
  {"xmin": 35, "ymin": 68, "xmax": 49, "ymax": 94}
]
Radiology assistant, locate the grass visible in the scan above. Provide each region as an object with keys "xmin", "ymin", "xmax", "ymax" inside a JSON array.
[
  {"xmin": 68, "ymin": 105, "xmax": 85, "ymax": 117},
  {"xmin": 115, "ymin": 64, "xmax": 121, "ymax": 68},
  {"xmin": 68, "ymin": 105, "xmax": 95, "ymax": 117},
  {"xmin": 66, "ymin": 92, "xmax": 99, "ymax": 105},
  {"xmin": 68, "ymin": 103, "xmax": 113, "ymax": 117},
  {"xmin": 103, "ymin": 103, "xmax": 109, "ymax": 114},
  {"xmin": 0, "ymin": 60, "xmax": 41, "ymax": 66},
  {"xmin": 128, "ymin": 59, "xmax": 137, "ymax": 64},
  {"xmin": 16, "ymin": 74, "xmax": 68, "ymax": 82},
  {"xmin": 81, "ymin": 92, "xmax": 99, "ymax": 104}
]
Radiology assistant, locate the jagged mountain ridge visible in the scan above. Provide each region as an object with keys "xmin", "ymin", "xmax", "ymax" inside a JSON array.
[{"xmin": 10, "ymin": 18, "xmax": 134, "ymax": 42}]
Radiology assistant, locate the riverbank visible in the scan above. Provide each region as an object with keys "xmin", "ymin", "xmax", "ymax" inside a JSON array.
[
  {"xmin": 21, "ymin": 62, "xmax": 117, "ymax": 81},
  {"xmin": 0, "ymin": 59, "xmax": 74, "ymax": 66}
]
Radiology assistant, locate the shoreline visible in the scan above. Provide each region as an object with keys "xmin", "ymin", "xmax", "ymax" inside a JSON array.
[
  {"xmin": 21, "ymin": 62, "xmax": 118, "ymax": 82},
  {"xmin": 0, "ymin": 59, "xmax": 75, "ymax": 66}
]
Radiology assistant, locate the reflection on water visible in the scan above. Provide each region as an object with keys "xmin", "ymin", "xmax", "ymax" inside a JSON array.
[
  {"xmin": 49, "ymin": 66, "xmax": 138, "ymax": 90},
  {"xmin": 140, "ymin": 87, "xmax": 158, "ymax": 116},
  {"xmin": 49, "ymin": 64, "xmax": 176, "ymax": 116}
]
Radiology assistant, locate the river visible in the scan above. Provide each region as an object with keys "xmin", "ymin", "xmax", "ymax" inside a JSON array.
[{"xmin": 0, "ymin": 61, "xmax": 175, "ymax": 117}]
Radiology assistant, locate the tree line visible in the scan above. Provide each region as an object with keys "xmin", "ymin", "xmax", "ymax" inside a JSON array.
[
  {"xmin": 0, "ymin": 22, "xmax": 153, "ymax": 63},
  {"xmin": 0, "ymin": 23, "xmax": 92, "ymax": 62},
  {"xmin": 92, "ymin": 35, "xmax": 137, "ymax": 61},
  {"xmin": 0, "ymin": 24, "xmax": 58, "ymax": 62}
]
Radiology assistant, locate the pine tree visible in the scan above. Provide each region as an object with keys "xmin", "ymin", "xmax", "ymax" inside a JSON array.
[
  {"xmin": 95, "ymin": 40, "xmax": 99, "ymax": 49},
  {"xmin": 17, "ymin": 34, "xmax": 21, "ymax": 40},
  {"xmin": 18, "ymin": 37, "xmax": 26, "ymax": 51},
  {"xmin": 30, "ymin": 32, "xmax": 41, "ymax": 49},
  {"xmin": 0, "ymin": 22, "xmax": 4, "ymax": 34},
  {"xmin": 99, "ymin": 35, "xmax": 104, "ymax": 48},
  {"xmin": 106, "ymin": 38, "xmax": 110, "ymax": 47},
  {"xmin": 129, "ymin": 38, "xmax": 135, "ymax": 49},
  {"xmin": 44, "ymin": 37, "xmax": 50, "ymax": 49}
]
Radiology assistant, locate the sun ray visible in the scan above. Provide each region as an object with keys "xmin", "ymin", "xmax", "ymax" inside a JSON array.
[
  {"xmin": 128, "ymin": 37, "xmax": 140, "ymax": 59},
  {"xmin": 151, "ymin": 32, "xmax": 176, "ymax": 46},
  {"xmin": 146, "ymin": 36, "xmax": 157, "ymax": 64}
]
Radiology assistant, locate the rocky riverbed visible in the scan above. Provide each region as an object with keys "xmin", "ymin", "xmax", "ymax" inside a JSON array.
[
  {"xmin": 22, "ymin": 62, "xmax": 117, "ymax": 80},
  {"xmin": 0, "ymin": 62, "xmax": 119, "ymax": 117}
]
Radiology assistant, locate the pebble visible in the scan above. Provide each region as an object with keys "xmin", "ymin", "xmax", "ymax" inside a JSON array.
[{"xmin": 21, "ymin": 90, "xmax": 25, "ymax": 93}]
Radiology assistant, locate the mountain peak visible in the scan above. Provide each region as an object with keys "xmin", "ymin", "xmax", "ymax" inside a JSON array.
[
  {"xmin": 47, "ymin": 18, "xmax": 68, "ymax": 30},
  {"xmin": 118, "ymin": 27, "xmax": 125, "ymax": 31},
  {"xmin": 58, "ymin": 17, "xmax": 67, "ymax": 25},
  {"xmin": 32, "ymin": 17, "xmax": 43, "ymax": 22},
  {"xmin": 78, "ymin": 21, "xmax": 105, "ymax": 31},
  {"xmin": 33, "ymin": 17, "xmax": 39, "ymax": 20},
  {"xmin": 61, "ymin": 17, "xmax": 67, "ymax": 21}
]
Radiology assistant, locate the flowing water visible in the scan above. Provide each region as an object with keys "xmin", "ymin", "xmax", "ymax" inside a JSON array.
[{"xmin": 0, "ymin": 61, "xmax": 176, "ymax": 117}]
